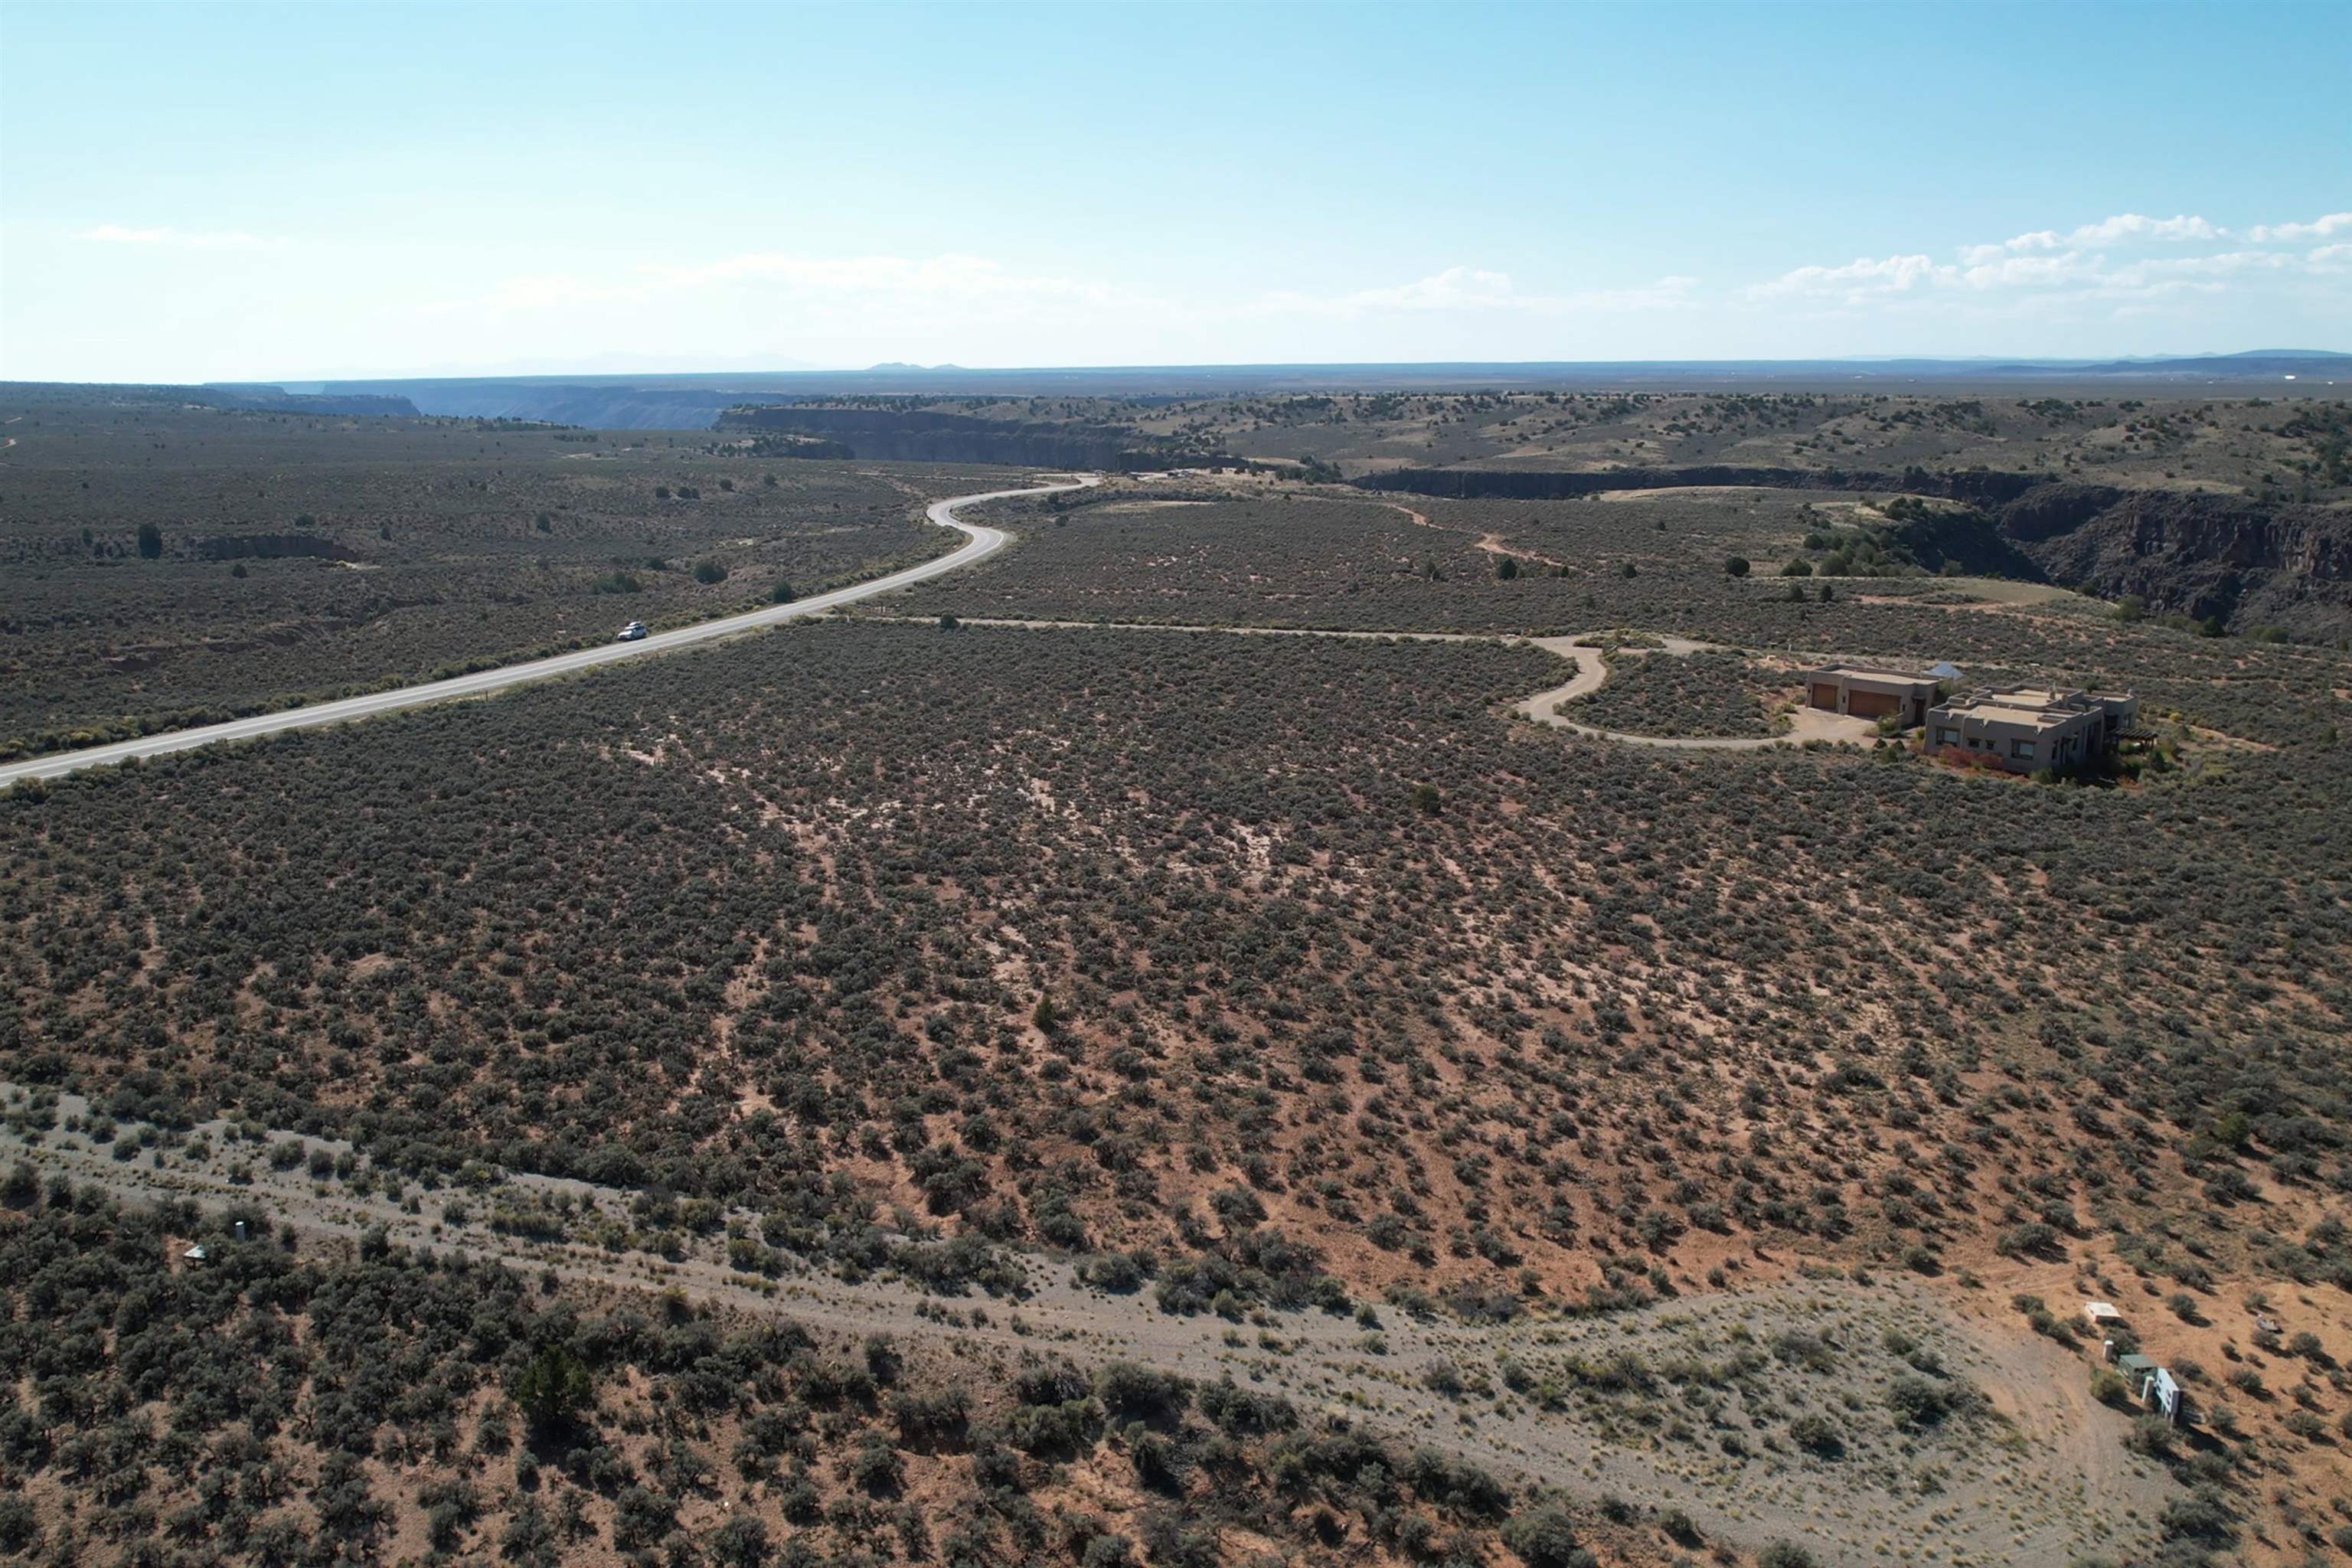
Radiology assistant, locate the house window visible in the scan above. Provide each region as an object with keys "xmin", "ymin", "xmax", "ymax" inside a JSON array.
[
  {"xmin": 1934, "ymin": 727, "xmax": 1959, "ymax": 746},
  {"xmin": 2011, "ymin": 740, "xmax": 2036, "ymax": 760}
]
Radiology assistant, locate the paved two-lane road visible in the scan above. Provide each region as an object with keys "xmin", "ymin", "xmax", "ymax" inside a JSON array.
[{"xmin": 0, "ymin": 474, "xmax": 1095, "ymax": 789}]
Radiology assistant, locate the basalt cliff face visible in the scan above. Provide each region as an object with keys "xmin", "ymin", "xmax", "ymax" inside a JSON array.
[
  {"xmin": 354, "ymin": 384, "xmax": 780, "ymax": 429},
  {"xmin": 1359, "ymin": 466, "xmax": 2352, "ymax": 633},
  {"xmin": 1353, "ymin": 463, "xmax": 2047, "ymax": 507},
  {"xmin": 1998, "ymin": 485, "xmax": 2352, "ymax": 631}
]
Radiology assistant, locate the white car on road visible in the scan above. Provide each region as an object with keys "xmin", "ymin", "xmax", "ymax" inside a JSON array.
[
  {"xmin": 616, "ymin": 620, "xmax": 648, "ymax": 642},
  {"xmin": 0, "ymin": 475, "xmax": 1096, "ymax": 792}
]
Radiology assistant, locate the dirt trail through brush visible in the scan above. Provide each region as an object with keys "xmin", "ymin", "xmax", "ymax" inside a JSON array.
[
  {"xmin": 5, "ymin": 1086, "xmax": 2171, "ymax": 1568},
  {"xmin": 1379, "ymin": 499, "xmax": 1573, "ymax": 570}
]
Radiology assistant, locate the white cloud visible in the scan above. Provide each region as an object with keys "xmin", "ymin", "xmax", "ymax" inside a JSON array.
[
  {"xmin": 2089, "ymin": 250, "xmax": 2299, "ymax": 302},
  {"xmin": 1953, "ymin": 210, "xmax": 2350, "ymax": 263},
  {"xmin": 2120, "ymin": 250, "xmax": 2295, "ymax": 279},
  {"xmin": 77, "ymin": 224, "xmax": 269, "ymax": 248},
  {"xmin": 1323, "ymin": 266, "xmax": 1524, "ymax": 312},
  {"xmin": 2063, "ymin": 212, "xmax": 2222, "ymax": 247},
  {"xmin": 1957, "ymin": 250, "xmax": 2103, "ymax": 290},
  {"xmin": 1744, "ymin": 254, "xmax": 1942, "ymax": 300},
  {"xmin": 375, "ymin": 219, "xmax": 2343, "ymax": 369},
  {"xmin": 2249, "ymin": 212, "xmax": 2352, "ymax": 243},
  {"xmin": 1756, "ymin": 209, "xmax": 2352, "ymax": 318},
  {"xmin": 1958, "ymin": 212, "xmax": 2221, "ymax": 265}
]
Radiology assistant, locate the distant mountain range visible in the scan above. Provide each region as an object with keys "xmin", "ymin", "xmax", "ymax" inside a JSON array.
[{"xmin": 1984, "ymin": 351, "xmax": 2350, "ymax": 379}]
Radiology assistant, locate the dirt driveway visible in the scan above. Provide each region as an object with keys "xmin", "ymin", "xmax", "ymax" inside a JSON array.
[
  {"xmin": 873, "ymin": 616, "xmax": 1883, "ymax": 750},
  {"xmin": 1512, "ymin": 632, "xmax": 1880, "ymax": 749}
]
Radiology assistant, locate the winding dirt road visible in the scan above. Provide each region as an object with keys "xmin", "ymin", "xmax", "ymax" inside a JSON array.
[
  {"xmin": 0, "ymin": 475, "xmax": 1096, "ymax": 790},
  {"xmin": 1511, "ymin": 633, "xmax": 1882, "ymax": 750},
  {"xmin": 4, "ymin": 471, "xmax": 1902, "ymax": 790}
]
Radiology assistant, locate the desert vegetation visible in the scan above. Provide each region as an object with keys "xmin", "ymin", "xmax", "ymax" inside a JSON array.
[
  {"xmin": 896, "ymin": 493, "xmax": 1585, "ymax": 635},
  {"xmin": 7, "ymin": 618, "xmax": 2346, "ymax": 1311},
  {"xmin": 0, "ymin": 394, "xmax": 1011, "ymax": 755},
  {"xmin": 849, "ymin": 384, "xmax": 2352, "ymax": 636},
  {"xmin": 2, "ymin": 1093, "xmax": 2164, "ymax": 1568},
  {"xmin": 1562, "ymin": 650, "xmax": 1792, "ymax": 739},
  {"xmin": 766, "ymin": 387, "xmax": 2352, "ymax": 510},
  {"xmin": 3, "ymin": 1179, "xmax": 1674, "ymax": 1568},
  {"xmin": 8, "ymin": 389, "xmax": 2352, "ymax": 1566},
  {"xmin": 903, "ymin": 482, "xmax": 2345, "ymax": 747}
]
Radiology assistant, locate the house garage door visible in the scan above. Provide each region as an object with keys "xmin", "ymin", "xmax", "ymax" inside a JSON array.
[
  {"xmin": 1809, "ymin": 683, "xmax": 1841, "ymax": 710},
  {"xmin": 1849, "ymin": 689, "xmax": 1900, "ymax": 719}
]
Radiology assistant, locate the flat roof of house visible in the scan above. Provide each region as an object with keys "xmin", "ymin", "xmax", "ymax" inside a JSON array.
[
  {"xmin": 1968, "ymin": 704, "xmax": 2079, "ymax": 730},
  {"xmin": 1813, "ymin": 664, "xmax": 1939, "ymax": 684},
  {"xmin": 1935, "ymin": 684, "xmax": 2125, "ymax": 717}
]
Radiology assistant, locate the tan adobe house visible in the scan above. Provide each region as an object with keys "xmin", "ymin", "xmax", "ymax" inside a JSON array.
[
  {"xmin": 1802, "ymin": 664, "xmax": 1942, "ymax": 727},
  {"xmin": 1924, "ymin": 685, "xmax": 2141, "ymax": 771}
]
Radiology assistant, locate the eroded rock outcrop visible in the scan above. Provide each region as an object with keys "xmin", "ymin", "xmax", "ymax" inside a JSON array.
[
  {"xmin": 2004, "ymin": 488, "xmax": 2352, "ymax": 630},
  {"xmin": 1357, "ymin": 463, "xmax": 2352, "ymax": 633}
]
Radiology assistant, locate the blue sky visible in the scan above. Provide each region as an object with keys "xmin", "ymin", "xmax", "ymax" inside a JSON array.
[{"xmin": 2, "ymin": 0, "xmax": 2345, "ymax": 381}]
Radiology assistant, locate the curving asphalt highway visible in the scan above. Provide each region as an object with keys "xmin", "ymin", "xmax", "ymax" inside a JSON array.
[{"xmin": 0, "ymin": 474, "xmax": 1096, "ymax": 789}]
